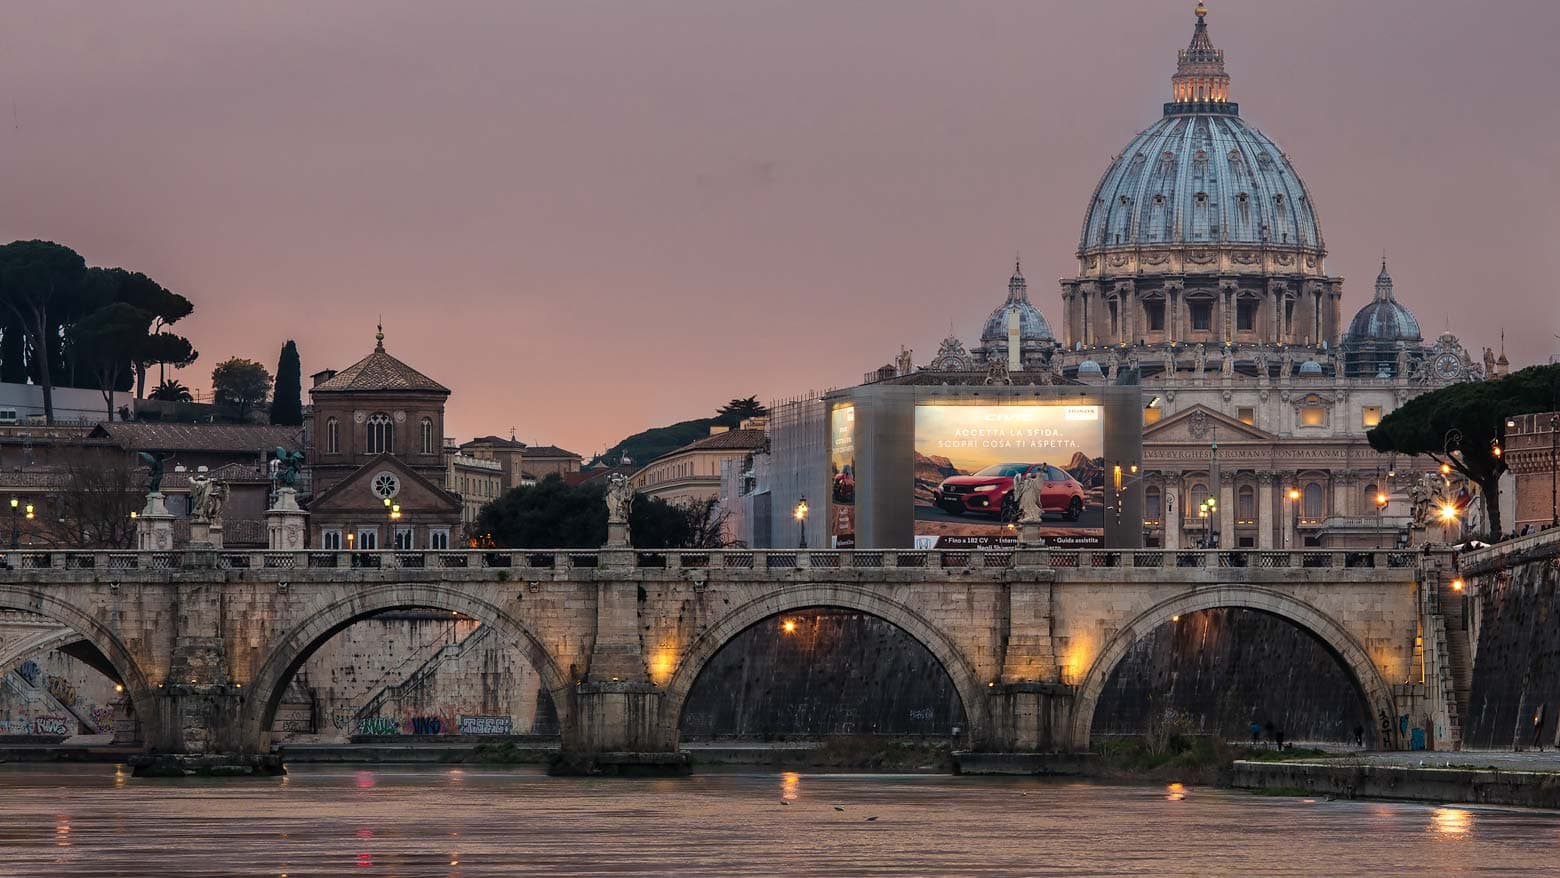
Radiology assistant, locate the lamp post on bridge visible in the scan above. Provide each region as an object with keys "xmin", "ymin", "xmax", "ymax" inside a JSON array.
[
  {"xmin": 9, "ymin": 497, "xmax": 18, "ymax": 550},
  {"xmin": 794, "ymin": 496, "xmax": 809, "ymax": 549}
]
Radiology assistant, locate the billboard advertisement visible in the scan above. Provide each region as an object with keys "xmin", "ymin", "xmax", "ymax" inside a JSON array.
[
  {"xmin": 828, "ymin": 403, "xmax": 856, "ymax": 548},
  {"xmin": 913, "ymin": 403, "xmax": 1105, "ymax": 548}
]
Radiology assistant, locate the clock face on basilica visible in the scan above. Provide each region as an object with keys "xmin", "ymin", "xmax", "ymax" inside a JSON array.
[{"xmin": 1432, "ymin": 352, "xmax": 1463, "ymax": 381}]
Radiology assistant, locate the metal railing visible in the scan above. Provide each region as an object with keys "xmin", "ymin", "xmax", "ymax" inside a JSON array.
[{"xmin": 0, "ymin": 548, "xmax": 1428, "ymax": 573}]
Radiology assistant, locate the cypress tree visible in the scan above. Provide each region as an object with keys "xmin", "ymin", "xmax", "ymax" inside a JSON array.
[{"xmin": 270, "ymin": 340, "xmax": 303, "ymax": 426}]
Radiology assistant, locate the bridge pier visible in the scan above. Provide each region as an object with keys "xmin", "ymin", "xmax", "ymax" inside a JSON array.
[{"xmin": 988, "ymin": 683, "xmax": 1077, "ymax": 752}]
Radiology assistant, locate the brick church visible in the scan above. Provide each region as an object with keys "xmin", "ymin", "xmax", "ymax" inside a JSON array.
[{"xmin": 304, "ymin": 327, "xmax": 462, "ymax": 549}]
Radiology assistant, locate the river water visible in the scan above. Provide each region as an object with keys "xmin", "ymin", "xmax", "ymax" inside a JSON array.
[{"xmin": 1, "ymin": 764, "xmax": 1556, "ymax": 876}]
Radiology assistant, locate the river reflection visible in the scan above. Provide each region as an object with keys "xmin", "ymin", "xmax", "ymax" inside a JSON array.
[{"xmin": 0, "ymin": 764, "xmax": 1556, "ymax": 876}]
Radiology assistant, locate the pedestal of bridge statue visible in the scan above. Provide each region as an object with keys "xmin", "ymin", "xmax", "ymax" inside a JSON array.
[
  {"xmin": 265, "ymin": 488, "xmax": 308, "ymax": 551},
  {"xmin": 135, "ymin": 492, "xmax": 175, "ymax": 551}
]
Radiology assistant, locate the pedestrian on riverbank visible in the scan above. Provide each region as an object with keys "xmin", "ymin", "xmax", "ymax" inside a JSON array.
[
  {"xmin": 1532, "ymin": 705, "xmax": 1546, "ymax": 751},
  {"xmin": 1250, "ymin": 721, "xmax": 1262, "ymax": 746},
  {"xmin": 1275, "ymin": 729, "xmax": 1286, "ymax": 750},
  {"xmin": 1353, "ymin": 725, "xmax": 1364, "ymax": 748}
]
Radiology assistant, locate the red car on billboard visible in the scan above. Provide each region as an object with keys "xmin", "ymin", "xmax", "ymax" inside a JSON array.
[{"xmin": 934, "ymin": 463, "xmax": 1085, "ymax": 521}]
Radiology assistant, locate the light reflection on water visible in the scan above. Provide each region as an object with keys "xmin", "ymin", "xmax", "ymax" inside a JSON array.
[{"xmin": 0, "ymin": 764, "xmax": 1557, "ymax": 876}]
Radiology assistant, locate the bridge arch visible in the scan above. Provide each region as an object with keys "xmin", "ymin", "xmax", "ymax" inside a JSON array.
[
  {"xmin": 240, "ymin": 583, "xmax": 574, "ymax": 751},
  {"xmin": 0, "ymin": 585, "xmax": 157, "ymax": 742},
  {"xmin": 1068, "ymin": 585, "xmax": 1398, "ymax": 751},
  {"xmin": 0, "ymin": 626, "xmax": 86, "ymax": 671},
  {"xmin": 658, "ymin": 583, "xmax": 991, "ymax": 748}
]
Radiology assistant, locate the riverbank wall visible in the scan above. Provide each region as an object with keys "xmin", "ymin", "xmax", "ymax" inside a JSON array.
[{"xmin": 1230, "ymin": 759, "xmax": 1560, "ymax": 808}]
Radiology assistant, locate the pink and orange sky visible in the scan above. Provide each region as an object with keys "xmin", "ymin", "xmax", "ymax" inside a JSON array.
[{"xmin": 4, "ymin": 1, "xmax": 1558, "ymax": 455}]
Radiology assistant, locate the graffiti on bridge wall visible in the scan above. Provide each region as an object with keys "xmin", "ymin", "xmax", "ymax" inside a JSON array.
[
  {"xmin": 354, "ymin": 709, "xmax": 516, "ymax": 736},
  {"xmin": 47, "ymin": 677, "xmax": 77, "ymax": 707},
  {"xmin": 357, "ymin": 717, "xmax": 399, "ymax": 736},
  {"xmin": 32, "ymin": 715, "xmax": 70, "ymax": 736},
  {"xmin": 458, "ymin": 715, "xmax": 512, "ymax": 735}
]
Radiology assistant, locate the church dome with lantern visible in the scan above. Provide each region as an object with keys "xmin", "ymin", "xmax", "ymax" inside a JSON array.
[
  {"xmin": 972, "ymin": 261, "xmax": 1057, "ymax": 370},
  {"xmin": 1058, "ymin": 3, "xmax": 1343, "ymax": 359}
]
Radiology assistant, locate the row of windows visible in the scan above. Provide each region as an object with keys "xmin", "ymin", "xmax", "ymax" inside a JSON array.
[
  {"xmin": 1143, "ymin": 481, "xmax": 1338, "ymax": 524},
  {"xmin": 320, "ymin": 526, "xmax": 450, "ymax": 550},
  {"xmin": 456, "ymin": 474, "xmax": 499, "ymax": 498},
  {"xmin": 1144, "ymin": 405, "xmax": 1385, "ymax": 430},
  {"xmin": 643, "ymin": 460, "xmax": 698, "ymax": 486},
  {"xmin": 323, "ymin": 414, "xmax": 438, "ymax": 456}
]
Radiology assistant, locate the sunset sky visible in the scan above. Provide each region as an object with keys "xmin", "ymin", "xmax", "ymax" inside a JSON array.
[{"xmin": 4, "ymin": 1, "xmax": 1557, "ymax": 455}]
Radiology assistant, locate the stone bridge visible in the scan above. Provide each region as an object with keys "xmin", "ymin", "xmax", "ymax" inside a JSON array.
[{"xmin": 0, "ymin": 546, "xmax": 1462, "ymax": 761}]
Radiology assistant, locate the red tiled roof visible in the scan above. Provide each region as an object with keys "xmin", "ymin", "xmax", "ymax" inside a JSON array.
[
  {"xmin": 523, "ymin": 445, "xmax": 581, "ymax": 459},
  {"xmin": 89, "ymin": 423, "xmax": 302, "ymax": 453},
  {"xmin": 660, "ymin": 428, "xmax": 766, "ymax": 458},
  {"xmin": 312, "ymin": 346, "xmax": 448, "ymax": 394}
]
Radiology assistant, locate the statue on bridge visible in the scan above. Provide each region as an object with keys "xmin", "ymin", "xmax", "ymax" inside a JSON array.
[
  {"xmin": 271, "ymin": 447, "xmax": 306, "ymax": 488},
  {"xmin": 188, "ymin": 475, "xmax": 226, "ymax": 525},
  {"xmin": 605, "ymin": 474, "xmax": 634, "ymax": 548},
  {"xmin": 137, "ymin": 452, "xmax": 175, "ymax": 494}
]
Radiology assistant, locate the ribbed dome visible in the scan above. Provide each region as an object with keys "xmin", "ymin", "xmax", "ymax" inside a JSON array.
[
  {"xmin": 1080, "ymin": 116, "xmax": 1322, "ymax": 253},
  {"xmin": 1078, "ymin": 5, "xmax": 1323, "ymax": 255},
  {"xmin": 1346, "ymin": 260, "xmax": 1421, "ymax": 342},
  {"xmin": 980, "ymin": 262, "xmax": 1054, "ymax": 345}
]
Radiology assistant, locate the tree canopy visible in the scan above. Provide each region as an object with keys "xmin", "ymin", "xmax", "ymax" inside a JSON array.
[
  {"xmin": 1369, "ymin": 363, "xmax": 1560, "ymax": 536},
  {"xmin": 715, "ymin": 396, "xmax": 769, "ymax": 427},
  {"xmin": 0, "ymin": 241, "xmax": 198, "ymax": 422},
  {"xmin": 472, "ymin": 475, "xmax": 729, "ymax": 549},
  {"xmin": 270, "ymin": 340, "xmax": 303, "ymax": 426},
  {"xmin": 596, "ymin": 395, "xmax": 768, "ymax": 465},
  {"xmin": 211, "ymin": 357, "xmax": 273, "ymax": 420}
]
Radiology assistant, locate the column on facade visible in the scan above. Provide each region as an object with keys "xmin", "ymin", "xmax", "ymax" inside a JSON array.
[
  {"xmin": 1218, "ymin": 478, "xmax": 1235, "ymax": 548},
  {"xmin": 1221, "ymin": 282, "xmax": 1235, "ymax": 345},
  {"xmin": 1081, "ymin": 289, "xmax": 1092, "ymax": 347},
  {"xmin": 1165, "ymin": 282, "xmax": 1181, "ymax": 344},
  {"xmin": 1334, "ymin": 471, "xmax": 1355, "ymax": 519},
  {"xmin": 1257, "ymin": 472, "xmax": 1275, "ymax": 549},
  {"xmin": 1163, "ymin": 474, "xmax": 1182, "ymax": 550}
]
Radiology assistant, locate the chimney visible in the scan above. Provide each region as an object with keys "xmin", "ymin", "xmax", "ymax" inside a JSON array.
[{"xmin": 310, "ymin": 369, "xmax": 338, "ymax": 388}]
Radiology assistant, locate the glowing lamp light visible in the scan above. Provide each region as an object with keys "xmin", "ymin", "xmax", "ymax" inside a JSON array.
[
  {"xmin": 1375, "ymin": 492, "xmax": 1388, "ymax": 508},
  {"xmin": 8, "ymin": 498, "xmax": 15, "ymax": 509},
  {"xmin": 1171, "ymin": 615, "xmax": 1181, "ymax": 623},
  {"xmin": 1287, "ymin": 488, "xmax": 1301, "ymax": 501},
  {"xmin": 793, "ymin": 498, "xmax": 809, "ymax": 522},
  {"xmin": 781, "ymin": 619, "xmax": 797, "ymax": 634},
  {"xmin": 1439, "ymin": 503, "xmax": 1458, "ymax": 522},
  {"xmin": 1451, "ymin": 578, "xmax": 1465, "ymax": 592},
  {"xmin": 1441, "ymin": 463, "xmax": 1452, "ymax": 475},
  {"xmin": 114, "ymin": 684, "xmax": 124, "ymax": 693}
]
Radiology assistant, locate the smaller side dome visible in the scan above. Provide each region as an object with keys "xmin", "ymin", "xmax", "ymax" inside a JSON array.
[
  {"xmin": 1078, "ymin": 359, "xmax": 1103, "ymax": 376},
  {"xmin": 1346, "ymin": 259, "xmax": 1421, "ymax": 343},
  {"xmin": 1298, "ymin": 359, "xmax": 1324, "ymax": 375},
  {"xmin": 980, "ymin": 261, "xmax": 1055, "ymax": 345}
]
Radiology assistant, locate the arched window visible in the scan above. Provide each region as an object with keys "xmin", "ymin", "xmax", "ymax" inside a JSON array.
[
  {"xmin": 1145, "ymin": 486, "xmax": 1163, "ymax": 524},
  {"xmin": 326, "ymin": 417, "xmax": 339, "ymax": 454},
  {"xmin": 367, "ymin": 413, "xmax": 394, "ymax": 455},
  {"xmin": 1190, "ymin": 483, "xmax": 1210, "ymax": 519},
  {"xmin": 1302, "ymin": 483, "xmax": 1325, "ymax": 521},
  {"xmin": 420, "ymin": 418, "xmax": 435, "ymax": 455},
  {"xmin": 1237, "ymin": 485, "xmax": 1256, "ymax": 523}
]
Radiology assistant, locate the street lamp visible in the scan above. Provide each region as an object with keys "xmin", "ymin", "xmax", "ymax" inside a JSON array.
[
  {"xmin": 1198, "ymin": 497, "xmax": 1216, "ymax": 548},
  {"xmin": 1287, "ymin": 487, "xmax": 1301, "ymax": 550},
  {"xmin": 1374, "ymin": 489, "xmax": 1389, "ymax": 549},
  {"xmin": 794, "ymin": 496, "xmax": 809, "ymax": 549},
  {"xmin": 8, "ymin": 497, "xmax": 17, "ymax": 550}
]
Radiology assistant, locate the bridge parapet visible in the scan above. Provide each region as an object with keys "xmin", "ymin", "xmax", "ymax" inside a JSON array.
[{"xmin": 0, "ymin": 548, "xmax": 1424, "ymax": 576}]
